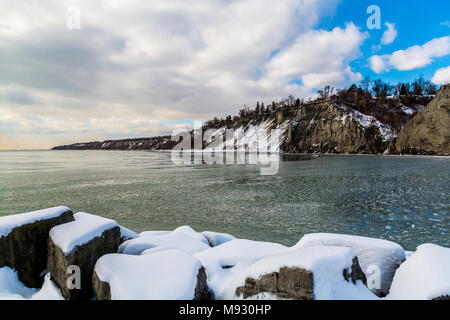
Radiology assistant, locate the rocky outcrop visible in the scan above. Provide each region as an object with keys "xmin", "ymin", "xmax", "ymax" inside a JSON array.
[
  {"xmin": 47, "ymin": 213, "xmax": 120, "ymax": 300},
  {"xmin": 236, "ymin": 257, "xmax": 366, "ymax": 300},
  {"xmin": 0, "ymin": 207, "xmax": 74, "ymax": 288},
  {"xmin": 395, "ymin": 84, "xmax": 450, "ymax": 155},
  {"xmin": 281, "ymin": 101, "xmax": 393, "ymax": 154}
]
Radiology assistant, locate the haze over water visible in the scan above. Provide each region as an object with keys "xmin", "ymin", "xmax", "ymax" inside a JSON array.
[{"xmin": 0, "ymin": 150, "xmax": 448, "ymax": 250}]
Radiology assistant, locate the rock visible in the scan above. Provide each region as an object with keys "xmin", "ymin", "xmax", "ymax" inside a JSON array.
[
  {"xmin": 386, "ymin": 243, "xmax": 450, "ymax": 300},
  {"xmin": 235, "ymin": 246, "xmax": 375, "ymax": 300},
  {"xmin": 295, "ymin": 233, "xmax": 405, "ymax": 296},
  {"xmin": 119, "ymin": 228, "xmax": 210, "ymax": 255},
  {"xmin": 201, "ymin": 231, "xmax": 236, "ymax": 247},
  {"xmin": 119, "ymin": 225, "xmax": 139, "ymax": 243},
  {"xmin": 194, "ymin": 239, "xmax": 288, "ymax": 299},
  {"xmin": 395, "ymin": 84, "xmax": 450, "ymax": 155},
  {"xmin": 93, "ymin": 249, "xmax": 211, "ymax": 300},
  {"xmin": 0, "ymin": 206, "xmax": 74, "ymax": 288},
  {"xmin": 47, "ymin": 212, "xmax": 120, "ymax": 300}
]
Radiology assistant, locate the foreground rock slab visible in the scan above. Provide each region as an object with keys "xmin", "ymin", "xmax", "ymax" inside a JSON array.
[
  {"xmin": 235, "ymin": 246, "xmax": 375, "ymax": 300},
  {"xmin": 93, "ymin": 249, "xmax": 211, "ymax": 300},
  {"xmin": 295, "ymin": 233, "xmax": 405, "ymax": 296},
  {"xmin": 0, "ymin": 206, "xmax": 74, "ymax": 288},
  {"xmin": 47, "ymin": 212, "xmax": 120, "ymax": 300},
  {"xmin": 387, "ymin": 243, "xmax": 450, "ymax": 300}
]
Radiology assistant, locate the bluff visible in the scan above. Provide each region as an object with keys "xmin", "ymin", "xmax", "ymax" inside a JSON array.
[
  {"xmin": 394, "ymin": 84, "xmax": 450, "ymax": 155},
  {"xmin": 53, "ymin": 95, "xmax": 438, "ymax": 154}
]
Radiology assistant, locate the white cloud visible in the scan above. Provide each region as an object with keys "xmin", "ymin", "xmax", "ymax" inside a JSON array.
[
  {"xmin": 369, "ymin": 36, "xmax": 450, "ymax": 73},
  {"xmin": 381, "ymin": 22, "xmax": 397, "ymax": 45},
  {"xmin": 431, "ymin": 66, "xmax": 450, "ymax": 85},
  {"xmin": 261, "ymin": 23, "xmax": 367, "ymax": 89},
  {"xmin": 0, "ymin": 0, "xmax": 370, "ymax": 149}
]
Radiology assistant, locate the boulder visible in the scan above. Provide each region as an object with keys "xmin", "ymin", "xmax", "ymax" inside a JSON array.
[
  {"xmin": 0, "ymin": 206, "xmax": 74, "ymax": 288},
  {"xmin": 387, "ymin": 243, "xmax": 450, "ymax": 300},
  {"xmin": 119, "ymin": 227, "xmax": 210, "ymax": 255},
  {"xmin": 234, "ymin": 246, "xmax": 376, "ymax": 300},
  {"xmin": 295, "ymin": 233, "xmax": 405, "ymax": 296},
  {"xmin": 47, "ymin": 212, "xmax": 120, "ymax": 300},
  {"xmin": 395, "ymin": 84, "xmax": 450, "ymax": 155},
  {"xmin": 93, "ymin": 249, "xmax": 211, "ymax": 300}
]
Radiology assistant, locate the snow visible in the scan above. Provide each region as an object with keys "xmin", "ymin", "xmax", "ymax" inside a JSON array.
[
  {"xmin": 204, "ymin": 119, "xmax": 289, "ymax": 152},
  {"xmin": 232, "ymin": 246, "xmax": 377, "ymax": 300},
  {"xmin": 49, "ymin": 212, "xmax": 118, "ymax": 255},
  {"xmin": 119, "ymin": 227, "xmax": 210, "ymax": 255},
  {"xmin": 0, "ymin": 206, "xmax": 71, "ymax": 238},
  {"xmin": 386, "ymin": 243, "xmax": 450, "ymax": 300},
  {"xmin": 194, "ymin": 239, "xmax": 287, "ymax": 299},
  {"xmin": 202, "ymin": 231, "xmax": 236, "ymax": 247},
  {"xmin": 295, "ymin": 233, "xmax": 405, "ymax": 296},
  {"xmin": 0, "ymin": 268, "xmax": 63, "ymax": 300},
  {"xmin": 94, "ymin": 249, "xmax": 203, "ymax": 300},
  {"xmin": 0, "ymin": 267, "xmax": 37, "ymax": 299},
  {"xmin": 30, "ymin": 273, "xmax": 64, "ymax": 300},
  {"xmin": 119, "ymin": 225, "xmax": 139, "ymax": 242},
  {"xmin": 334, "ymin": 107, "xmax": 395, "ymax": 141}
]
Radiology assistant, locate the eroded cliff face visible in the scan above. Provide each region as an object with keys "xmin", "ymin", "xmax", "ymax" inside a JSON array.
[
  {"xmin": 280, "ymin": 101, "xmax": 393, "ymax": 154},
  {"xmin": 394, "ymin": 84, "xmax": 450, "ymax": 155}
]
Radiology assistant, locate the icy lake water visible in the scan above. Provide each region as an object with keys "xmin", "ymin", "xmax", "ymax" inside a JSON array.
[{"xmin": 0, "ymin": 150, "xmax": 448, "ymax": 250}]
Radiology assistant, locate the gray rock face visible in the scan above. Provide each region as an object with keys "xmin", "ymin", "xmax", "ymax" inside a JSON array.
[
  {"xmin": 395, "ymin": 84, "xmax": 450, "ymax": 155},
  {"xmin": 235, "ymin": 257, "xmax": 366, "ymax": 300},
  {"xmin": 47, "ymin": 226, "xmax": 120, "ymax": 300},
  {"xmin": 0, "ymin": 208, "xmax": 74, "ymax": 288}
]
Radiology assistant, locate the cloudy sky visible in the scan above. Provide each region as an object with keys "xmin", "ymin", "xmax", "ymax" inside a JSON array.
[{"xmin": 1, "ymin": 0, "xmax": 449, "ymax": 149}]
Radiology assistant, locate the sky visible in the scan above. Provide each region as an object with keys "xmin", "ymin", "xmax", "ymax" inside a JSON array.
[{"xmin": 0, "ymin": 0, "xmax": 449, "ymax": 150}]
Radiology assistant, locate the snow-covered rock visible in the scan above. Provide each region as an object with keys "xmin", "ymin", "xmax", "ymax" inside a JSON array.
[
  {"xmin": 119, "ymin": 227, "xmax": 210, "ymax": 255},
  {"xmin": 194, "ymin": 239, "xmax": 287, "ymax": 299},
  {"xmin": 47, "ymin": 212, "xmax": 120, "ymax": 300},
  {"xmin": 386, "ymin": 244, "xmax": 450, "ymax": 300},
  {"xmin": 201, "ymin": 231, "xmax": 236, "ymax": 247},
  {"xmin": 232, "ymin": 246, "xmax": 376, "ymax": 300},
  {"xmin": 93, "ymin": 249, "xmax": 211, "ymax": 300},
  {"xmin": 0, "ymin": 206, "xmax": 74, "ymax": 288},
  {"xmin": 119, "ymin": 225, "xmax": 139, "ymax": 243},
  {"xmin": 295, "ymin": 233, "xmax": 405, "ymax": 296}
]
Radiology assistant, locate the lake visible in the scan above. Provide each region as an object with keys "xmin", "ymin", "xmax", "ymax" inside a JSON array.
[{"xmin": 0, "ymin": 150, "xmax": 448, "ymax": 250}]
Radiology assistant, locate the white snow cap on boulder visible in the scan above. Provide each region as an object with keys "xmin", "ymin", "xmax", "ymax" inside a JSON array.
[
  {"xmin": 195, "ymin": 239, "xmax": 288, "ymax": 299},
  {"xmin": 0, "ymin": 206, "xmax": 71, "ymax": 238},
  {"xmin": 236, "ymin": 246, "xmax": 377, "ymax": 300},
  {"xmin": 295, "ymin": 233, "xmax": 405, "ymax": 296},
  {"xmin": 94, "ymin": 249, "xmax": 206, "ymax": 300},
  {"xmin": 119, "ymin": 226, "xmax": 210, "ymax": 255},
  {"xmin": 387, "ymin": 243, "xmax": 450, "ymax": 300},
  {"xmin": 49, "ymin": 212, "xmax": 118, "ymax": 254}
]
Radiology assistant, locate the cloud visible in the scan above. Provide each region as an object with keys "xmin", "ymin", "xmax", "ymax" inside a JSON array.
[
  {"xmin": 441, "ymin": 21, "xmax": 450, "ymax": 28},
  {"xmin": 381, "ymin": 22, "xmax": 397, "ymax": 45},
  {"xmin": 260, "ymin": 23, "xmax": 367, "ymax": 89},
  {"xmin": 0, "ymin": 0, "xmax": 370, "ymax": 149},
  {"xmin": 431, "ymin": 66, "xmax": 450, "ymax": 85},
  {"xmin": 369, "ymin": 36, "xmax": 450, "ymax": 73}
]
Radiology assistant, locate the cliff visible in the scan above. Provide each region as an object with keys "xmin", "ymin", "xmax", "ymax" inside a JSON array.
[
  {"xmin": 394, "ymin": 84, "xmax": 450, "ymax": 155},
  {"xmin": 53, "ymin": 95, "xmax": 439, "ymax": 154}
]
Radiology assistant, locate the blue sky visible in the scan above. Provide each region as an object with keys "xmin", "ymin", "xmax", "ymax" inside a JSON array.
[
  {"xmin": 319, "ymin": 0, "xmax": 450, "ymax": 84},
  {"xmin": 0, "ymin": 0, "xmax": 449, "ymax": 149}
]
